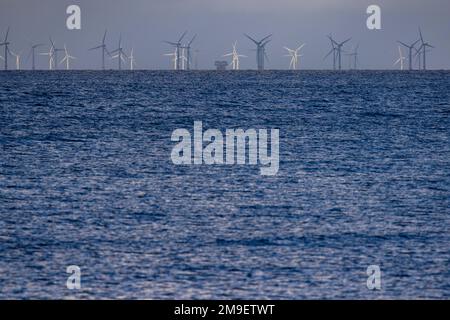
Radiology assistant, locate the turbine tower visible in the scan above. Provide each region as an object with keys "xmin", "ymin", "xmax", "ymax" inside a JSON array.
[
  {"xmin": 0, "ymin": 27, "xmax": 11, "ymax": 70},
  {"xmin": 326, "ymin": 35, "xmax": 351, "ymax": 70},
  {"xmin": 397, "ymin": 39, "xmax": 420, "ymax": 70},
  {"xmin": 223, "ymin": 42, "xmax": 246, "ymax": 70},
  {"xmin": 283, "ymin": 44, "xmax": 305, "ymax": 70},
  {"xmin": 244, "ymin": 33, "xmax": 272, "ymax": 71},
  {"xmin": 345, "ymin": 43, "xmax": 359, "ymax": 70},
  {"xmin": 89, "ymin": 30, "xmax": 109, "ymax": 70},
  {"xmin": 417, "ymin": 27, "xmax": 434, "ymax": 70},
  {"xmin": 394, "ymin": 46, "xmax": 406, "ymax": 70},
  {"xmin": 110, "ymin": 36, "xmax": 128, "ymax": 70},
  {"xmin": 60, "ymin": 45, "xmax": 76, "ymax": 70},
  {"xmin": 165, "ymin": 31, "xmax": 187, "ymax": 70},
  {"xmin": 49, "ymin": 38, "xmax": 64, "ymax": 70},
  {"xmin": 182, "ymin": 34, "xmax": 196, "ymax": 70},
  {"xmin": 129, "ymin": 48, "xmax": 136, "ymax": 70}
]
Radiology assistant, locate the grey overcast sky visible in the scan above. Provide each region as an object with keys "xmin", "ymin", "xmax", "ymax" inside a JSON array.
[{"xmin": 1, "ymin": 0, "xmax": 449, "ymax": 69}]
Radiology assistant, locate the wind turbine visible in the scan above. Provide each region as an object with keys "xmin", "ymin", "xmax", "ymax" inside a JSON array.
[
  {"xmin": 397, "ymin": 39, "xmax": 420, "ymax": 70},
  {"xmin": 194, "ymin": 49, "xmax": 199, "ymax": 70},
  {"xmin": 28, "ymin": 44, "xmax": 44, "ymax": 70},
  {"xmin": 110, "ymin": 36, "xmax": 128, "ymax": 70},
  {"xmin": 163, "ymin": 48, "xmax": 178, "ymax": 70},
  {"xmin": 345, "ymin": 43, "xmax": 359, "ymax": 70},
  {"xmin": 417, "ymin": 27, "xmax": 434, "ymax": 70},
  {"xmin": 414, "ymin": 46, "xmax": 422, "ymax": 69},
  {"xmin": 89, "ymin": 30, "xmax": 109, "ymax": 70},
  {"xmin": 0, "ymin": 27, "xmax": 11, "ymax": 70},
  {"xmin": 326, "ymin": 35, "xmax": 351, "ymax": 70},
  {"xmin": 283, "ymin": 44, "xmax": 305, "ymax": 70},
  {"xmin": 223, "ymin": 42, "xmax": 246, "ymax": 70},
  {"xmin": 40, "ymin": 46, "xmax": 55, "ymax": 70},
  {"xmin": 244, "ymin": 33, "xmax": 272, "ymax": 71},
  {"xmin": 129, "ymin": 48, "xmax": 136, "ymax": 70},
  {"xmin": 9, "ymin": 50, "xmax": 22, "ymax": 70},
  {"xmin": 60, "ymin": 45, "xmax": 76, "ymax": 70},
  {"xmin": 179, "ymin": 48, "xmax": 188, "ymax": 70},
  {"xmin": 49, "ymin": 38, "xmax": 64, "ymax": 70},
  {"xmin": 165, "ymin": 31, "xmax": 187, "ymax": 70},
  {"xmin": 182, "ymin": 34, "xmax": 196, "ymax": 70},
  {"xmin": 394, "ymin": 46, "xmax": 406, "ymax": 70}
]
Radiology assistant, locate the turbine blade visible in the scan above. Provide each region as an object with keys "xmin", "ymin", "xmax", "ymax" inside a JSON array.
[
  {"xmin": 103, "ymin": 30, "xmax": 107, "ymax": 44},
  {"xmin": 260, "ymin": 34, "xmax": 272, "ymax": 43},
  {"xmin": 5, "ymin": 27, "xmax": 10, "ymax": 42},
  {"xmin": 324, "ymin": 48, "xmax": 334, "ymax": 60},
  {"xmin": 262, "ymin": 39, "xmax": 271, "ymax": 47},
  {"xmin": 89, "ymin": 45, "xmax": 103, "ymax": 51},
  {"xmin": 188, "ymin": 34, "xmax": 197, "ymax": 46},
  {"xmin": 341, "ymin": 38, "xmax": 351, "ymax": 46},
  {"xmin": 244, "ymin": 34, "xmax": 258, "ymax": 45},
  {"xmin": 178, "ymin": 30, "xmax": 188, "ymax": 43},
  {"xmin": 296, "ymin": 44, "xmax": 306, "ymax": 51}
]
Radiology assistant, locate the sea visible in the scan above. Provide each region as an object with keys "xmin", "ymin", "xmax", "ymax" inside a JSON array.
[{"xmin": 0, "ymin": 70, "xmax": 449, "ymax": 299}]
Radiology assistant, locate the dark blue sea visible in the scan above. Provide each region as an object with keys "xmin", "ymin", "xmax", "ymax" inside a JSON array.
[{"xmin": 0, "ymin": 71, "xmax": 449, "ymax": 299}]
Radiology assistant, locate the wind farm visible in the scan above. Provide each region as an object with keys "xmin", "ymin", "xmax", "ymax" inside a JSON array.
[{"xmin": 0, "ymin": 26, "xmax": 443, "ymax": 71}]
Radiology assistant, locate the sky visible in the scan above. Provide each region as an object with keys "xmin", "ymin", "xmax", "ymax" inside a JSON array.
[{"xmin": 0, "ymin": 0, "xmax": 449, "ymax": 70}]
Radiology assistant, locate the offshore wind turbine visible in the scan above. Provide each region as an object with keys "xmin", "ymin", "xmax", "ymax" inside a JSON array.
[
  {"xmin": 60, "ymin": 45, "xmax": 76, "ymax": 70},
  {"xmin": 129, "ymin": 48, "xmax": 136, "ymax": 70},
  {"xmin": 0, "ymin": 27, "xmax": 11, "ymax": 70},
  {"xmin": 283, "ymin": 44, "xmax": 305, "ymax": 70},
  {"xmin": 394, "ymin": 46, "xmax": 406, "ymax": 70},
  {"xmin": 163, "ymin": 48, "xmax": 178, "ymax": 70},
  {"xmin": 165, "ymin": 31, "xmax": 187, "ymax": 70},
  {"xmin": 28, "ymin": 44, "xmax": 44, "ymax": 70},
  {"xmin": 326, "ymin": 35, "xmax": 351, "ymax": 70},
  {"xmin": 9, "ymin": 50, "xmax": 21, "ymax": 70},
  {"xmin": 89, "ymin": 30, "xmax": 109, "ymax": 70},
  {"xmin": 417, "ymin": 27, "xmax": 434, "ymax": 70},
  {"xmin": 49, "ymin": 38, "xmax": 64, "ymax": 70},
  {"xmin": 179, "ymin": 48, "xmax": 188, "ymax": 70},
  {"xmin": 244, "ymin": 33, "xmax": 272, "ymax": 71},
  {"xmin": 345, "ymin": 43, "xmax": 359, "ymax": 70},
  {"xmin": 110, "ymin": 36, "xmax": 128, "ymax": 70},
  {"xmin": 40, "ymin": 46, "xmax": 54, "ymax": 70},
  {"xmin": 182, "ymin": 34, "xmax": 196, "ymax": 70},
  {"xmin": 223, "ymin": 42, "xmax": 246, "ymax": 70},
  {"xmin": 414, "ymin": 46, "xmax": 422, "ymax": 69},
  {"xmin": 397, "ymin": 39, "xmax": 420, "ymax": 70},
  {"xmin": 324, "ymin": 34, "xmax": 337, "ymax": 70}
]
